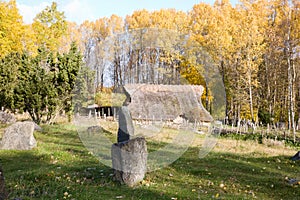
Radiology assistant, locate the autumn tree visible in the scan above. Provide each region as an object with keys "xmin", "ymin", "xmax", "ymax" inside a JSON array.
[
  {"xmin": 0, "ymin": 0, "xmax": 27, "ymax": 58},
  {"xmin": 32, "ymin": 2, "xmax": 67, "ymax": 52},
  {"xmin": 190, "ymin": 2, "xmax": 231, "ymax": 119},
  {"xmin": 59, "ymin": 21, "xmax": 82, "ymax": 54}
]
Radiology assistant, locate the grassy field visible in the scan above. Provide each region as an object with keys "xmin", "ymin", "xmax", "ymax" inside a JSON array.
[{"xmin": 0, "ymin": 123, "xmax": 300, "ymax": 200}]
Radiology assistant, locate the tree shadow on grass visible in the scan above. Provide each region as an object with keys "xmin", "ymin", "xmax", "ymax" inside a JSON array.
[
  {"xmin": 0, "ymin": 150, "xmax": 177, "ymax": 200},
  {"xmin": 1, "ymin": 124, "xmax": 299, "ymax": 200},
  {"xmin": 165, "ymin": 147, "xmax": 300, "ymax": 200}
]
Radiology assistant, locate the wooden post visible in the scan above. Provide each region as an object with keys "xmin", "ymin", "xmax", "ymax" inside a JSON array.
[{"xmin": 113, "ymin": 107, "xmax": 116, "ymax": 121}]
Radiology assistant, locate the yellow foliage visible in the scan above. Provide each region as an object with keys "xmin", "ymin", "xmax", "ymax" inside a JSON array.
[
  {"xmin": 32, "ymin": 2, "xmax": 67, "ymax": 52},
  {"xmin": 95, "ymin": 89, "xmax": 126, "ymax": 107},
  {"xmin": 0, "ymin": 0, "xmax": 27, "ymax": 57}
]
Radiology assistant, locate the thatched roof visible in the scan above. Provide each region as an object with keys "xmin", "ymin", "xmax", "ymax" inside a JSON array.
[{"xmin": 123, "ymin": 84, "xmax": 213, "ymax": 122}]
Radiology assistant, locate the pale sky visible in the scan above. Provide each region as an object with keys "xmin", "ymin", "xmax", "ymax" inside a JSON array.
[{"xmin": 15, "ymin": 0, "xmax": 239, "ymax": 25}]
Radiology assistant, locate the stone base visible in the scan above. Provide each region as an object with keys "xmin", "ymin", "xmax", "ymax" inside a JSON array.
[{"xmin": 111, "ymin": 137, "xmax": 147, "ymax": 187}]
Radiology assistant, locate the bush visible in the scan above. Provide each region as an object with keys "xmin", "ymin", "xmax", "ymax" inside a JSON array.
[{"xmin": 258, "ymin": 109, "xmax": 271, "ymax": 125}]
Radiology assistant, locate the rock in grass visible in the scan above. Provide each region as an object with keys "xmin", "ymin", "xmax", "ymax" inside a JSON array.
[
  {"xmin": 111, "ymin": 137, "xmax": 147, "ymax": 187},
  {"xmin": 87, "ymin": 126, "xmax": 103, "ymax": 134},
  {"xmin": 0, "ymin": 111, "xmax": 16, "ymax": 124},
  {"xmin": 0, "ymin": 165, "xmax": 7, "ymax": 200},
  {"xmin": 288, "ymin": 179, "xmax": 299, "ymax": 185},
  {"xmin": 0, "ymin": 121, "xmax": 37, "ymax": 150},
  {"xmin": 290, "ymin": 151, "xmax": 300, "ymax": 161}
]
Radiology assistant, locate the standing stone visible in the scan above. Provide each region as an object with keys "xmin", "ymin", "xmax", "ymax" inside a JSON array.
[
  {"xmin": 0, "ymin": 122, "xmax": 37, "ymax": 150},
  {"xmin": 117, "ymin": 106, "xmax": 134, "ymax": 143},
  {"xmin": 0, "ymin": 165, "xmax": 7, "ymax": 200},
  {"xmin": 112, "ymin": 137, "xmax": 147, "ymax": 187},
  {"xmin": 0, "ymin": 112, "xmax": 16, "ymax": 124}
]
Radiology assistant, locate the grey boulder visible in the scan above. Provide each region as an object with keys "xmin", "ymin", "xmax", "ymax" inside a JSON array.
[
  {"xmin": 0, "ymin": 112, "xmax": 16, "ymax": 124},
  {"xmin": 0, "ymin": 121, "xmax": 37, "ymax": 150}
]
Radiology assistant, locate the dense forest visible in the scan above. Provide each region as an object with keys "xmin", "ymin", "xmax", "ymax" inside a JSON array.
[{"xmin": 0, "ymin": 0, "xmax": 299, "ymax": 135}]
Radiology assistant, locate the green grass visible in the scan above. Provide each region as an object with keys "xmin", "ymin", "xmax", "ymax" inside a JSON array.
[{"xmin": 0, "ymin": 123, "xmax": 299, "ymax": 200}]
